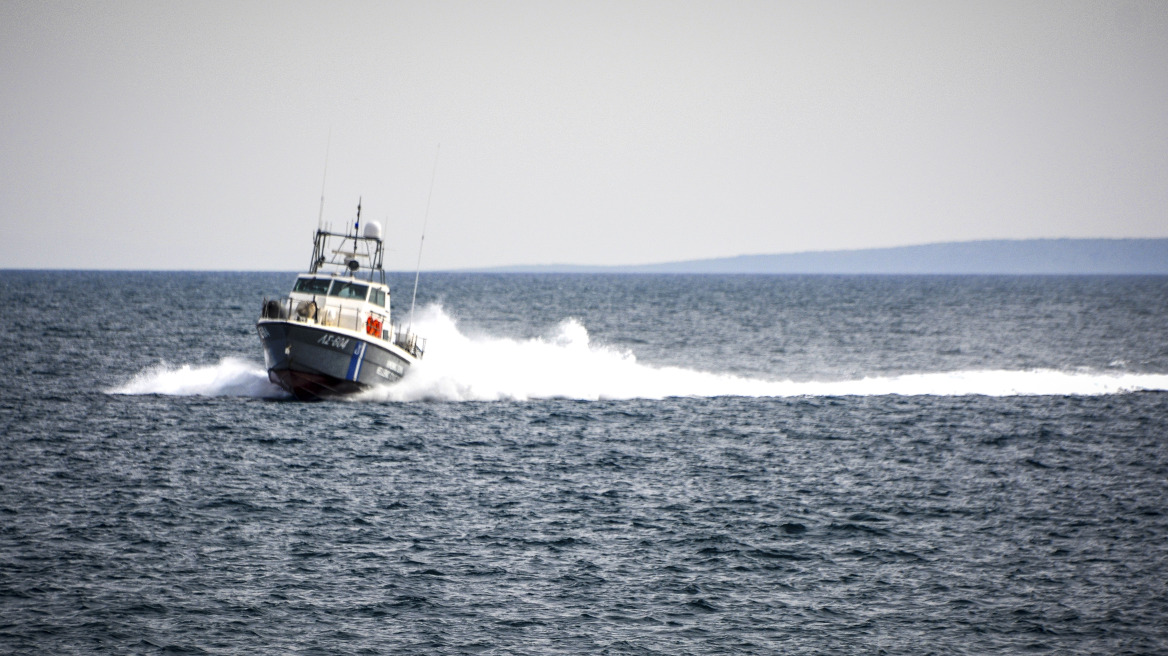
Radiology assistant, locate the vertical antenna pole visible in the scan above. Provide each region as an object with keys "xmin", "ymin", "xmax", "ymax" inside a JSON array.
[
  {"xmin": 352, "ymin": 197, "xmax": 362, "ymax": 258},
  {"xmin": 317, "ymin": 128, "xmax": 332, "ymax": 232},
  {"xmin": 409, "ymin": 144, "xmax": 441, "ymax": 333}
]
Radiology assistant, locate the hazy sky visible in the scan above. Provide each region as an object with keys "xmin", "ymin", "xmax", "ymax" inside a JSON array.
[{"xmin": 2, "ymin": 1, "xmax": 1166, "ymax": 270}]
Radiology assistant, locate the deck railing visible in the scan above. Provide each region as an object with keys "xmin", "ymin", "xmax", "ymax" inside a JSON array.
[{"xmin": 260, "ymin": 296, "xmax": 426, "ymax": 359}]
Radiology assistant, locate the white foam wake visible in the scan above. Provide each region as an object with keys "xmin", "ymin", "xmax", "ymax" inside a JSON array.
[
  {"xmin": 109, "ymin": 306, "xmax": 1168, "ymax": 401},
  {"xmin": 359, "ymin": 306, "xmax": 1168, "ymax": 402},
  {"xmin": 109, "ymin": 357, "xmax": 287, "ymax": 398}
]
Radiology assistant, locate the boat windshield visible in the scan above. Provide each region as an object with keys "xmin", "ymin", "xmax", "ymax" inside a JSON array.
[
  {"xmin": 370, "ymin": 288, "xmax": 386, "ymax": 308},
  {"xmin": 329, "ymin": 280, "xmax": 369, "ymax": 300},
  {"xmin": 293, "ymin": 277, "xmax": 331, "ymax": 295}
]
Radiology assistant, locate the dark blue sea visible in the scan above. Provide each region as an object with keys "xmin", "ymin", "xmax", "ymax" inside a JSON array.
[{"xmin": 2, "ymin": 272, "xmax": 1168, "ymax": 654}]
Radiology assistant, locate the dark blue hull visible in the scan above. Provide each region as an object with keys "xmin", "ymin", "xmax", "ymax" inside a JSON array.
[{"xmin": 257, "ymin": 320, "xmax": 410, "ymax": 401}]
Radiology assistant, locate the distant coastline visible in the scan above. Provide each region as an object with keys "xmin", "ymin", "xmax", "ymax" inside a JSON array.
[
  {"xmin": 3, "ymin": 238, "xmax": 1166, "ymax": 275},
  {"xmin": 467, "ymin": 239, "xmax": 1168, "ymax": 275}
]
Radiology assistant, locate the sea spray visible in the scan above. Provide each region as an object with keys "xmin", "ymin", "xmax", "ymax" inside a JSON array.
[
  {"xmin": 358, "ymin": 306, "xmax": 1168, "ymax": 401},
  {"xmin": 109, "ymin": 357, "xmax": 286, "ymax": 398},
  {"xmin": 111, "ymin": 304, "xmax": 1168, "ymax": 401}
]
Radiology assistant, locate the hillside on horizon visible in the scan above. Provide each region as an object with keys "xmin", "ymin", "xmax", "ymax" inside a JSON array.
[{"xmin": 467, "ymin": 239, "xmax": 1168, "ymax": 275}]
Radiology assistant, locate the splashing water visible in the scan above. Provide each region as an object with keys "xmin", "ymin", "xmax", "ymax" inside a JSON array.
[
  {"xmin": 110, "ymin": 305, "xmax": 1168, "ymax": 401},
  {"xmin": 109, "ymin": 357, "xmax": 287, "ymax": 398},
  {"xmin": 362, "ymin": 306, "xmax": 1168, "ymax": 401}
]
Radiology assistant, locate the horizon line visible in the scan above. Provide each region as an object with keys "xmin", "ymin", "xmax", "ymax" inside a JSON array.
[{"xmin": 2, "ymin": 237, "xmax": 1167, "ymax": 273}]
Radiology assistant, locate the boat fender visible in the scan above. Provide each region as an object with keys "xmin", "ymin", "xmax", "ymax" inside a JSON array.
[
  {"xmin": 264, "ymin": 299, "xmax": 286, "ymax": 319},
  {"xmin": 296, "ymin": 300, "xmax": 317, "ymax": 319}
]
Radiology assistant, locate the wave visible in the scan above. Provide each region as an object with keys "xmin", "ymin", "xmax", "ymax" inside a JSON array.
[
  {"xmin": 110, "ymin": 305, "xmax": 1168, "ymax": 401},
  {"xmin": 108, "ymin": 357, "xmax": 288, "ymax": 398}
]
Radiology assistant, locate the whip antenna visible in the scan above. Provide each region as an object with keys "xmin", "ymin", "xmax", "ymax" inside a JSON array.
[
  {"xmin": 316, "ymin": 128, "xmax": 332, "ymax": 231},
  {"xmin": 409, "ymin": 144, "xmax": 440, "ymax": 332}
]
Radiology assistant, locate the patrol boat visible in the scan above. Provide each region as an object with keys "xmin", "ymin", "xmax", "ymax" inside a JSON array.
[{"xmin": 257, "ymin": 202, "xmax": 425, "ymax": 400}]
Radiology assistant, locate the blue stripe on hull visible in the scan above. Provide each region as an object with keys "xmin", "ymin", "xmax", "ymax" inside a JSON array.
[{"xmin": 346, "ymin": 341, "xmax": 367, "ymax": 381}]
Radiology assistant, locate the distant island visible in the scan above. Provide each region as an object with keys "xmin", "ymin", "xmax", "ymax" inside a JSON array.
[{"xmin": 468, "ymin": 239, "xmax": 1168, "ymax": 275}]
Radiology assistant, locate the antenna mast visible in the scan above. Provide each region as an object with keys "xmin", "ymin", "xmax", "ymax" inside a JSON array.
[
  {"xmin": 317, "ymin": 128, "xmax": 331, "ymax": 232},
  {"xmin": 352, "ymin": 197, "xmax": 362, "ymax": 258},
  {"xmin": 409, "ymin": 144, "xmax": 440, "ymax": 332}
]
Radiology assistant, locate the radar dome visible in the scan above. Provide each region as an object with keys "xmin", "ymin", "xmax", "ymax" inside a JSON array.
[{"xmin": 363, "ymin": 221, "xmax": 382, "ymax": 240}]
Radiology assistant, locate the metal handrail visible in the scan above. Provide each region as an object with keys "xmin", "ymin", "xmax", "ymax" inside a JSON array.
[{"xmin": 260, "ymin": 296, "xmax": 425, "ymax": 359}]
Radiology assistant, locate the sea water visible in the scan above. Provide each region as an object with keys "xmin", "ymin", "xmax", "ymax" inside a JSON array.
[{"xmin": 2, "ymin": 272, "xmax": 1167, "ymax": 654}]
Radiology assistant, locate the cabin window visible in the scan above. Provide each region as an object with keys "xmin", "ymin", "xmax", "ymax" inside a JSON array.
[
  {"xmin": 371, "ymin": 289, "xmax": 386, "ymax": 307},
  {"xmin": 293, "ymin": 277, "xmax": 331, "ymax": 295},
  {"xmin": 329, "ymin": 280, "xmax": 369, "ymax": 300}
]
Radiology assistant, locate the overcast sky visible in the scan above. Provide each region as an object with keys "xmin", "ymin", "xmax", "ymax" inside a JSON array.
[{"xmin": 2, "ymin": 1, "xmax": 1166, "ymax": 270}]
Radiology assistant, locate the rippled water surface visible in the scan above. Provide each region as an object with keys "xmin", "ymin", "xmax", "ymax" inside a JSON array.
[{"xmin": 2, "ymin": 272, "xmax": 1167, "ymax": 654}]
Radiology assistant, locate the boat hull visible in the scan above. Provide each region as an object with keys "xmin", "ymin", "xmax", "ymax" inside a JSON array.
[{"xmin": 257, "ymin": 320, "xmax": 412, "ymax": 401}]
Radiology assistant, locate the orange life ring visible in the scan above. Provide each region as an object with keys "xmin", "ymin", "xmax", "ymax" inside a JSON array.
[{"xmin": 365, "ymin": 316, "xmax": 383, "ymax": 337}]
